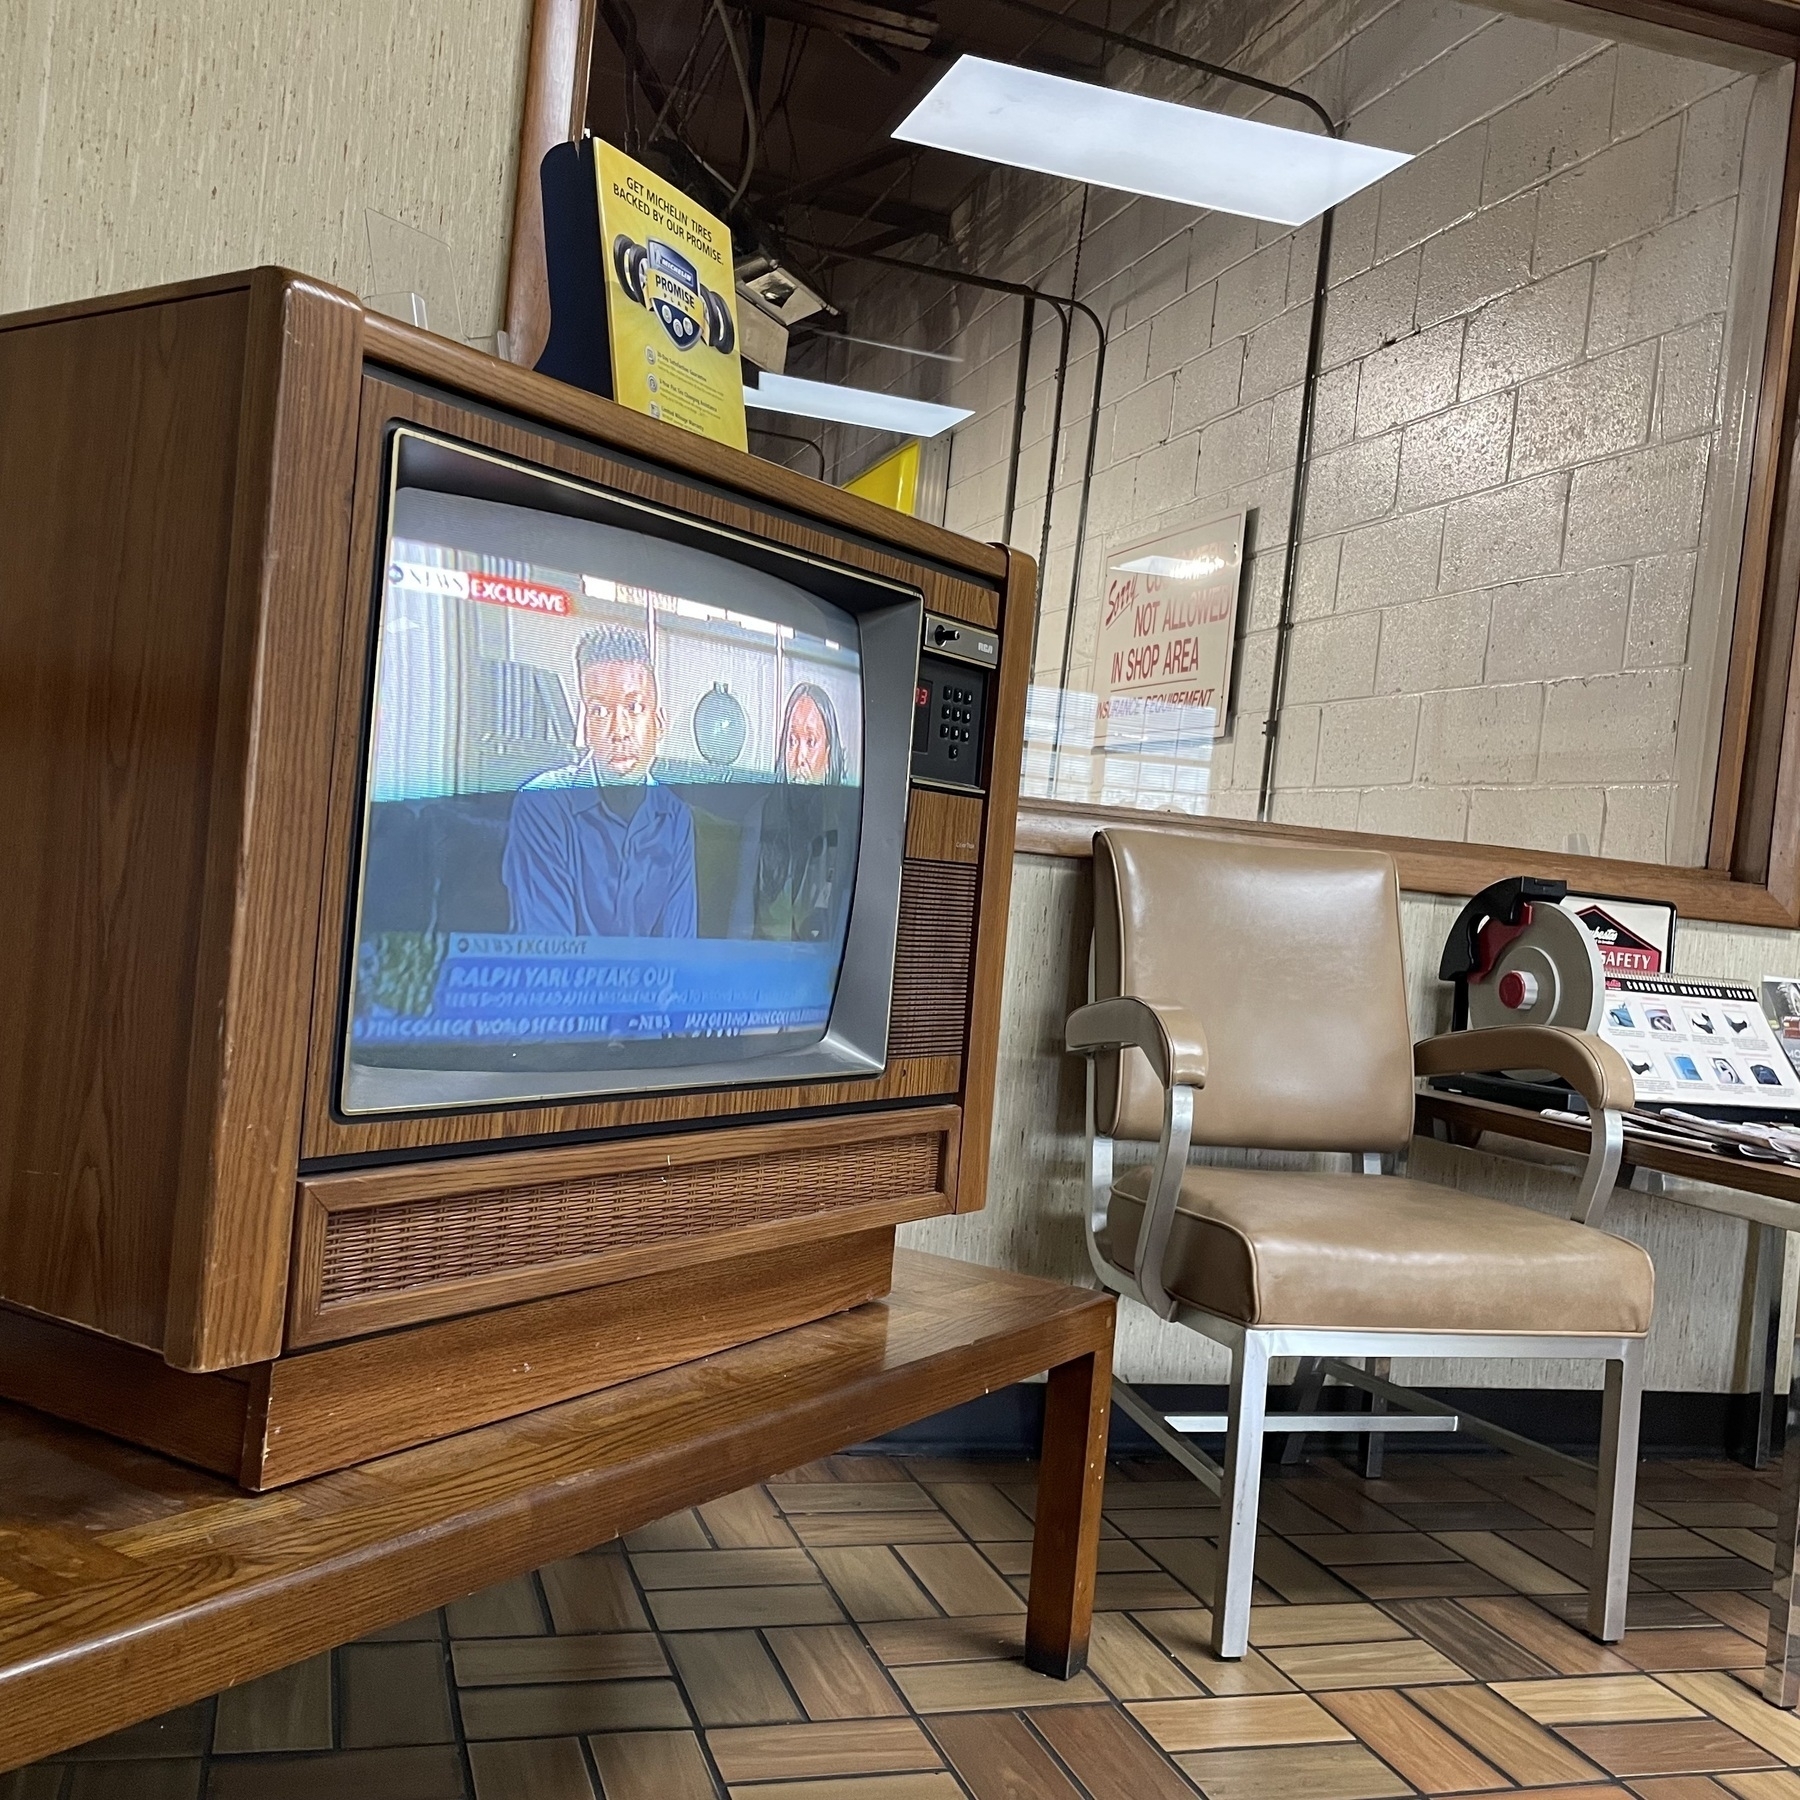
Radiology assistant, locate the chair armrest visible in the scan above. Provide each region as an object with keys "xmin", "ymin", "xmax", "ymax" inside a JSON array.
[
  {"xmin": 1066, "ymin": 996, "xmax": 1208, "ymax": 1090},
  {"xmin": 1414, "ymin": 1027, "xmax": 1635, "ymax": 1117},
  {"xmin": 1414, "ymin": 1027, "xmax": 1632, "ymax": 1227}
]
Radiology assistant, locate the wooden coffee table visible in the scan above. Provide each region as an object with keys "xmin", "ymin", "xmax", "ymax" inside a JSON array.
[{"xmin": 0, "ymin": 1250, "xmax": 1113, "ymax": 1773}]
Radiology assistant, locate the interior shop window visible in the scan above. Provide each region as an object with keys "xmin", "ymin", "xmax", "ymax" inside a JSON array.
[{"xmin": 1005, "ymin": 1, "xmax": 1792, "ymax": 867}]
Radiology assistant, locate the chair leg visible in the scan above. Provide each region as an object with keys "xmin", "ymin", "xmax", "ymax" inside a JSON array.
[
  {"xmin": 1588, "ymin": 1340, "xmax": 1645, "ymax": 1642},
  {"xmin": 1360, "ymin": 1357, "xmax": 1390, "ymax": 1480},
  {"xmin": 1211, "ymin": 1332, "xmax": 1270, "ymax": 1660},
  {"xmin": 1280, "ymin": 1356, "xmax": 1323, "ymax": 1467}
]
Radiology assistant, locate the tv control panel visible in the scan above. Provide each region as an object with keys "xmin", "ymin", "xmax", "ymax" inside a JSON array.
[{"xmin": 911, "ymin": 612, "xmax": 997, "ymax": 793}]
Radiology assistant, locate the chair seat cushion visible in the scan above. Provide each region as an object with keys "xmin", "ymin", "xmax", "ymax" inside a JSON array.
[{"xmin": 1102, "ymin": 1165, "xmax": 1653, "ymax": 1334}]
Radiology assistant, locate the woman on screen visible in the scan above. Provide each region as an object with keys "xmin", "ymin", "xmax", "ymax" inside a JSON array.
[{"xmin": 751, "ymin": 682, "xmax": 851, "ymax": 942}]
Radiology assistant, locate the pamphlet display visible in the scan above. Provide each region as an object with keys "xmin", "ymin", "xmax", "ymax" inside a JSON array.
[
  {"xmin": 595, "ymin": 141, "xmax": 747, "ymax": 450},
  {"xmin": 1597, "ymin": 975, "xmax": 1800, "ymax": 1110}
]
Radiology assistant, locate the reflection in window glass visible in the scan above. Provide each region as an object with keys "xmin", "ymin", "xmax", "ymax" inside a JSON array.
[{"xmin": 789, "ymin": 3, "xmax": 1795, "ymax": 867}]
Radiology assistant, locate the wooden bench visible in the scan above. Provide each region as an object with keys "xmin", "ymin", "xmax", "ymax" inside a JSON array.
[{"xmin": 0, "ymin": 1251, "xmax": 1113, "ymax": 1773}]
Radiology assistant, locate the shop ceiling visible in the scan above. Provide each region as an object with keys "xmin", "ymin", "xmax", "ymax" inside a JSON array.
[{"xmin": 584, "ymin": 0, "xmax": 1162, "ymax": 304}]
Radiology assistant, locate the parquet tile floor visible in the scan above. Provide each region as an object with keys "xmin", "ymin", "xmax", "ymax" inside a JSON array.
[{"xmin": 8, "ymin": 1445, "xmax": 1797, "ymax": 1800}]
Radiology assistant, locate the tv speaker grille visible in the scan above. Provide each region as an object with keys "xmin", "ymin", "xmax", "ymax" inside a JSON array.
[
  {"xmin": 889, "ymin": 858, "xmax": 978, "ymax": 1060},
  {"xmin": 319, "ymin": 1132, "xmax": 943, "ymax": 1308}
]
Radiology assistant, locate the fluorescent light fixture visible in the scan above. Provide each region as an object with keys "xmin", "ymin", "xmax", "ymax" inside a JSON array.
[
  {"xmin": 894, "ymin": 55, "xmax": 1411, "ymax": 226},
  {"xmin": 1116, "ymin": 552, "xmax": 1234, "ymax": 580},
  {"xmin": 744, "ymin": 373, "xmax": 972, "ymax": 438}
]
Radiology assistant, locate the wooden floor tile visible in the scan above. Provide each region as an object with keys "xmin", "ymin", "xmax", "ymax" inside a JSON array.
[
  {"xmin": 64, "ymin": 1763, "xmax": 201, "ymax": 1800},
  {"xmin": 707, "ymin": 1717, "xmax": 940, "ymax": 1782},
  {"xmin": 1651, "ymin": 1505, "xmax": 1777, "ymax": 1530},
  {"xmin": 1693, "ymin": 1530, "xmax": 1776, "ymax": 1571},
  {"xmin": 1248, "ymin": 1604, "xmax": 1410, "ymax": 1648},
  {"xmin": 1109, "ymin": 1508, "xmax": 1221, "ymax": 1539},
  {"xmin": 1557, "ymin": 1720, "xmax": 1781, "ymax": 1777},
  {"xmin": 337, "ymin": 1643, "xmax": 455, "ymax": 1749},
  {"xmin": 668, "ymin": 1631, "xmax": 802, "ymax": 1727},
  {"xmin": 927, "ymin": 1711, "xmax": 1084, "ymax": 1797},
  {"xmin": 1250, "ymin": 1540, "xmax": 1360, "ymax": 1606},
  {"xmin": 353, "ymin": 1611, "xmax": 445, "ymax": 1645},
  {"xmin": 1318, "ymin": 1687, "xmax": 1508, "ymax": 1793},
  {"xmin": 1461, "ymin": 1595, "xmax": 1636, "ymax": 1674},
  {"xmin": 700, "ymin": 1488, "xmax": 801, "ymax": 1549},
  {"xmin": 1344, "ymin": 1562, "xmax": 1510, "ymax": 1600},
  {"xmin": 1105, "ymin": 1484, "xmax": 1214, "ymax": 1511},
  {"xmin": 1490, "ymin": 1676, "xmax": 1703, "ymax": 1725},
  {"xmin": 761, "ymin": 1628, "xmax": 899, "ymax": 1722},
  {"xmin": 725, "ymin": 1776, "xmax": 963, "ymax": 1799},
  {"xmin": 467, "ymin": 1736, "xmax": 595, "ymax": 1800},
  {"xmin": 1381, "ymin": 1598, "xmax": 1557, "ymax": 1680},
  {"xmin": 452, "ymin": 1633, "xmax": 667, "ymax": 1687},
  {"xmin": 926, "ymin": 1484, "xmax": 1035, "ymax": 1541},
  {"xmin": 1288, "ymin": 1532, "xmax": 1462, "ymax": 1567},
  {"xmin": 1262, "ymin": 1637, "xmax": 1469, "ymax": 1690},
  {"xmin": 205, "ymin": 1746, "xmax": 467, "ymax": 1800},
  {"xmin": 212, "ymin": 1654, "xmax": 333, "ymax": 1754},
  {"xmin": 1639, "ymin": 1560, "xmax": 1771, "ymax": 1593},
  {"xmin": 1658, "ymin": 1669, "xmax": 1800, "ymax": 1762},
  {"xmin": 1277, "ymin": 1479, "xmax": 1411, "ymax": 1535},
  {"xmin": 1719, "ymin": 1774, "xmax": 1800, "ymax": 1800},
  {"xmin": 586, "ymin": 1728, "xmax": 718, "ymax": 1799},
  {"xmin": 791, "ymin": 1512, "xmax": 964, "ymax": 1548},
  {"xmin": 859, "ymin": 1615, "xmax": 1025, "ymax": 1666},
  {"xmin": 890, "ymin": 1659, "xmax": 1106, "ymax": 1713},
  {"xmin": 1685, "ymin": 1591, "xmax": 1770, "ymax": 1638},
  {"xmin": 1085, "ymin": 1612, "xmax": 1203, "ymax": 1700},
  {"xmin": 446, "ymin": 1577, "xmax": 545, "ymax": 1638},
  {"xmin": 459, "ymin": 1678, "xmax": 690, "ymax": 1739},
  {"xmin": 625, "ymin": 1511, "xmax": 711, "ymax": 1553},
  {"xmin": 1544, "ymin": 1594, "xmax": 1710, "ymax": 1631},
  {"xmin": 1408, "ymin": 1684, "xmax": 1605, "ymax": 1787},
  {"xmin": 1135, "ymin": 1612, "xmax": 1297, "ymax": 1694},
  {"xmin": 1436, "ymin": 1531, "xmax": 1585, "ymax": 1595},
  {"xmin": 768, "ymin": 1484, "xmax": 936, "ymax": 1513},
  {"xmin": 539, "ymin": 1555, "xmax": 650, "ymax": 1633},
  {"xmin": 649, "ymin": 1584, "xmax": 844, "ymax": 1632},
  {"xmin": 1091, "ymin": 1570, "xmax": 1205, "ymax": 1610},
  {"xmin": 1, "ymin": 1768, "xmax": 64, "ymax": 1800},
  {"xmin": 1029, "ymin": 1703, "xmax": 1204, "ymax": 1800},
  {"xmin": 63, "ymin": 1703, "xmax": 212, "ymax": 1760},
  {"xmin": 1128, "ymin": 1692, "xmax": 1351, "ymax": 1752},
  {"xmin": 895, "ymin": 1544, "xmax": 1025, "ymax": 1616},
  {"xmin": 811, "ymin": 1548, "xmax": 939, "ymax": 1622},
  {"xmin": 631, "ymin": 1549, "xmax": 819, "ymax": 1590},
  {"xmin": 1625, "ymin": 1779, "xmax": 1741, "ymax": 1800},
  {"xmin": 1616, "ymin": 1628, "xmax": 1762, "ymax": 1672},
  {"xmin": 1173, "ymin": 1739, "xmax": 1410, "ymax": 1800}
]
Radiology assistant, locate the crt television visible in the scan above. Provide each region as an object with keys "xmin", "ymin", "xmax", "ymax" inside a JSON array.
[{"xmin": 343, "ymin": 430, "xmax": 920, "ymax": 1114}]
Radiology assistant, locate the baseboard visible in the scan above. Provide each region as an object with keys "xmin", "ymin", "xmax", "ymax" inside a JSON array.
[{"xmin": 862, "ymin": 1380, "xmax": 1775, "ymax": 1461}]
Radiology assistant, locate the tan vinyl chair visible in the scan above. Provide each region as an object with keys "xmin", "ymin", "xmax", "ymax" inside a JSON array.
[{"xmin": 1065, "ymin": 828, "xmax": 1653, "ymax": 1659}]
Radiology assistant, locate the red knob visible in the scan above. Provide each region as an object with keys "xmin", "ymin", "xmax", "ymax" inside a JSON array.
[{"xmin": 1497, "ymin": 970, "xmax": 1539, "ymax": 1010}]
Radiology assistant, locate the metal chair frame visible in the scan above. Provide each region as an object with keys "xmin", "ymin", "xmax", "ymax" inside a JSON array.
[{"xmin": 1074, "ymin": 1051, "xmax": 1646, "ymax": 1661}]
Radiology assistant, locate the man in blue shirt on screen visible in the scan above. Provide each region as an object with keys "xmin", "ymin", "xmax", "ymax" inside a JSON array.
[{"xmin": 502, "ymin": 624, "xmax": 698, "ymax": 938}]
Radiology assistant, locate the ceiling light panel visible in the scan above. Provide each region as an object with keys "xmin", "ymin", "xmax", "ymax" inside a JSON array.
[
  {"xmin": 744, "ymin": 373, "xmax": 972, "ymax": 438},
  {"xmin": 894, "ymin": 55, "xmax": 1411, "ymax": 226}
]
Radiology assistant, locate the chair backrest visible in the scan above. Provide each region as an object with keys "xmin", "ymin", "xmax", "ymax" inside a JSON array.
[{"xmin": 1092, "ymin": 827, "xmax": 1415, "ymax": 1153}]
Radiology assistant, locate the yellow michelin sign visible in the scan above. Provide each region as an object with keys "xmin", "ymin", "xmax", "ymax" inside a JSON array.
[{"xmin": 595, "ymin": 141, "xmax": 748, "ymax": 451}]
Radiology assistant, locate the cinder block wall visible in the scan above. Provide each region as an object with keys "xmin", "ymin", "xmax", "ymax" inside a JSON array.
[{"xmin": 804, "ymin": 0, "xmax": 1789, "ymax": 869}]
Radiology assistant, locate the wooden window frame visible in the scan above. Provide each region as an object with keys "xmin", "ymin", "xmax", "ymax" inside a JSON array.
[{"xmin": 508, "ymin": 0, "xmax": 1800, "ymax": 925}]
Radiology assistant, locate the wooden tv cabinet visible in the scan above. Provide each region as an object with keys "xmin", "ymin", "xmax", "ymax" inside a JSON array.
[{"xmin": 0, "ymin": 269, "xmax": 1035, "ymax": 1486}]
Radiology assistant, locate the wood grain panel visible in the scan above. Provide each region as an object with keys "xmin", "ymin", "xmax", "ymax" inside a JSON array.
[
  {"xmin": 905, "ymin": 789, "xmax": 984, "ymax": 865},
  {"xmin": 955, "ymin": 549, "xmax": 1038, "ymax": 1216},
  {"xmin": 359, "ymin": 311, "xmax": 1009, "ymax": 587},
  {"xmin": 163, "ymin": 271, "xmax": 363, "ymax": 1371},
  {"xmin": 253, "ymin": 1228, "xmax": 897, "ymax": 1487},
  {"xmin": 0, "ymin": 287, "xmax": 253, "ymax": 1353},
  {"xmin": 1015, "ymin": 796, "xmax": 1799, "ymax": 927}
]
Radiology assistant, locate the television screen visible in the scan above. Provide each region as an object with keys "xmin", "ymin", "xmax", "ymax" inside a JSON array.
[{"xmin": 341, "ymin": 432, "xmax": 919, "ymax": 1115}]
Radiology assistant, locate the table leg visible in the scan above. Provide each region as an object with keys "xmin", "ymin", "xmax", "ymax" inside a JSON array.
[
  {"xmin": 1740, "ymin": 1224, "xmax": 1788, "ymax": 1470},
  {"xmin": 1765, "ymin": 1375, "xmax": 1800, "ymax": 1705},
  {"xmin": 1025, "ymin": 1340, "xmax": 1111, "ymax": 1678}
]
